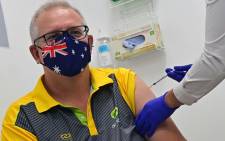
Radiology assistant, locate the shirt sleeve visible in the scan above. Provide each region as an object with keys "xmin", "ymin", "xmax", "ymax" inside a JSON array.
[
  {"xmin": 1, "ymin": 123, "xmax": 37, "ymax": 141},
  {"xmin": 173, "ymin": 0, "xmax": 225, "ymax": 105},
  {"xmin": 1, "ymin": 103, "xmax": 37, "ymax": 141},
  {"xmin": 115, "ymin": 68, "xmax": 136, "ymax": 114}
]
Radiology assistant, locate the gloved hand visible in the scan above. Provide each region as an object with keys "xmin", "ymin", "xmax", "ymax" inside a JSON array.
[
  {"xmin": 165, "ymin": 64, "xmax": 192, "ymax": 82},
  {"xmin": 135, "ymin": 93, "xmax": 177, "ymax": 137}
]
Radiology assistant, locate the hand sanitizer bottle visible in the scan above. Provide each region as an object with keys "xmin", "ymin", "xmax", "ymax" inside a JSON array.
[{"xmin": 97, "ymin": 36, "xmax": 113, "ymax": 67}]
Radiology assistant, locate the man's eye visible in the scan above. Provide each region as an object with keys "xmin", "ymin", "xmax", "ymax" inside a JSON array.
[
  {"xmin": 36, "ymin": 38, "xmax": 47, "ymax": 47},
  {"xmin": 46, "ymin": 34, "xmax": 59, "ymax": 41},
  {"xmin": 70, "ymin": 30, "xmax": 83, "ymax": 37}
]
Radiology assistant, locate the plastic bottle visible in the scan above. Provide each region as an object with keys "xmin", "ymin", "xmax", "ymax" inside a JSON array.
[{"xmin": 97, "ymin": 36, "xmax": 113, "ymax": 67}]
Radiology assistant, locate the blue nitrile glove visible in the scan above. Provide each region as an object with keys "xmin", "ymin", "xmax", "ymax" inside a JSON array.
[
  {"xmin": 135, "ymin": 93, "xmax": 177, "ymax": 137},
  {"xmin": 166, "ymin": 64, "xmax": 192, "ymax": 82}
]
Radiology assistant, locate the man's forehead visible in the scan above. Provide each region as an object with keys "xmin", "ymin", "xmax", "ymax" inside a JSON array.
[
  {"xmin": 36, "ymin": 7, "xmax": 83, "ymax": 34},
  {"xmin": 38, "ymin": 7, "xmax": 82, "ymax": 21}
]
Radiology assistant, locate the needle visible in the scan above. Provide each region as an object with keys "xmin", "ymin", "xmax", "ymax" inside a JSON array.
[{"xmin": 150, "ymin": 75, "xmax": 168, "ymax": 87}]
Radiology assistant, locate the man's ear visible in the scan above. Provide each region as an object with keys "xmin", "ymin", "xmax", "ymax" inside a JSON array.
[
  {"xmin": 88, "ymin": 35, "xmax": 94, "ymax": 51},
  {"xmin": 29, "ymin": 45, "xmax": 41, "ymax": 64}
]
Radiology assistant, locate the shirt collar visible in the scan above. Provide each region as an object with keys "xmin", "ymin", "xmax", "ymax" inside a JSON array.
[
  {"xmin": 89, "ymin": 68, "xmax": 113, "ymax": 92},
  {"xmin": 32, "ymin": 76, "xmax": 60, "ymax": 113},
  {"xmin": 32, "ymin": 68, "xmax": 113, "ymax": 113}
]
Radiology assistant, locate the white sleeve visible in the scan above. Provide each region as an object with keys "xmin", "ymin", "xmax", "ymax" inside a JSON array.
[{"xmin": 173, "ymin": 0, "xmax": 225, "ymax": 105}]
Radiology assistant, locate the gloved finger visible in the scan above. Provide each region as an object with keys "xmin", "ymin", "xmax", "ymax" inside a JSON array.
[
  {"xmin": 135, "ymin": 117, "xmax": 148, "ymax": 136},
  {"xmin": 135, "ymin": 113, "xmax": 148, "ymax": 135},
  {"xmin": 135, "ymin": 119, "xmax": 144, "ymax": 133},
  {"xmin": 173, "ymin": 70, "xmax": 186, "ymax": 75},
  {"xmin": 165, "ymin": 68, "xmax": 174, "ymax": 73},
  {"xmin": 143, "ymin": 119, "xmax": 155, "ymax": 137},
  {"xmin": 146, "ymin": 126, "xmax": 156, "ymax": 138},
  {"xmin": 135, "ymin": 107, "xmax": 152, "ymax": 136},
  {"xmin": 168, "ymin": 74, "xmax": 184, "ymax": 82},
  {"xmin": 167, "ymin": 72, "xmax": 183, "ymax": 82},
  {"xmin": 139, "ymin": 116, "xmax": 152, "ymax": 136},
  {"xmin": 167, "ymin": 72, "xmax": 178, "ymax": 79},
  {"xmin": 174, "ymin": 64, "xmax": 192, "ymax": 71},
  {"xmin": 175, "ymin": 75, "xmax": 184, "ymax": 82}
]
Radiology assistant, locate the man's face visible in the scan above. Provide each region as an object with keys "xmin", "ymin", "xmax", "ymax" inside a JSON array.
[{"xmin": 30, "ymin": 7, "xmax": 92, "ymax": 65}]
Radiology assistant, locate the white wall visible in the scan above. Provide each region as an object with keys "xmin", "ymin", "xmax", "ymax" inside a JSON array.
[
  {"xmin": 0, "ymin": 0, "xmax": 43, "ymax": 122},
  {"xmin": 1, "ymin": 0, "xmax": 225, "ymax": 140}
]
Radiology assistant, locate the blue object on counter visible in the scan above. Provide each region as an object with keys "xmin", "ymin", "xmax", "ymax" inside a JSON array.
[{"xmin": 122, "ymin": 35, "xmax": 145, "ymax": 49}]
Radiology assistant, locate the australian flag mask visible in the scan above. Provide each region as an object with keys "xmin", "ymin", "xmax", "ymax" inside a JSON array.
[{"xmin": 41, "ymin": 35, "xmax": 91, "ymax": 77}]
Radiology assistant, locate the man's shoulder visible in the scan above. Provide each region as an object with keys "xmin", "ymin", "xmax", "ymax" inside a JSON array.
[
  {"xmin": 3, "ymin": 92, "xmax": 34, "ymax": 124},
  {"xmin": 92, "ymin": 67, "xmax": 137, "ymax": 114}
]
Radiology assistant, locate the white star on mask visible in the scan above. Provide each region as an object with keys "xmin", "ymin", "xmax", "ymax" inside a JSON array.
[
  {"xmin": 72, "ymin": 50, "xmax": 75, "ymax": 55},
  {"xmin": 53, "ymin": 65, "xmax": 61, "ymax": 74},
  {"xmin": 81, "ymin": 53, "xmax": 85, "ymax": 59},
  {"xmin": 84, "ymin": 47, "xmax": 87, "ymax": 52},
  {"xmin": 74, "ymin": 40, "xmax": 79, "ymax": 44},
  {"xmin": 81, "ymin": 68, "xmax": 84, "ymax": 72}
]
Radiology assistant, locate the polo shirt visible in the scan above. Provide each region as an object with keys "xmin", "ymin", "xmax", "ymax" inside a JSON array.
[{"xmin": 1, "ymin": 67, "xmax": 136, "ymax": 140}]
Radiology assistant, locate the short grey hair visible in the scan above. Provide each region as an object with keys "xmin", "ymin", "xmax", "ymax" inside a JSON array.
[{"xmin": 30, "ymin": 0, "xmax": 86, "ymax": 42}]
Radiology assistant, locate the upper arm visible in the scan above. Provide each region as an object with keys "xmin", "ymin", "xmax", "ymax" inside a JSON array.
[
  {"xmin": 134, "ymin": 75, "xmax": 186, "ymax": 141},
  {"xmin": 134, "ymin": 75, "xmax": 155, "ymax": 116}
]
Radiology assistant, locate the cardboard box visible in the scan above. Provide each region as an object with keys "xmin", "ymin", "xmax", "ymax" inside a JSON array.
[{"xmin": 110, "ymin": 24, "xmax": 164, "ymax": 60}]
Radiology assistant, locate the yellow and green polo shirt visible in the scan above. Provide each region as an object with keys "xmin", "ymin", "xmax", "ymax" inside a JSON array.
[{"xmin": 1, "ymin": 67, "xmax": 136, "ymax": 141}]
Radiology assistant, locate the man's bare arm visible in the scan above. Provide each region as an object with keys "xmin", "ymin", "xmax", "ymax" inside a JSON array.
[{"xmin": 134, "ymin": 76, "xmax": 186, "ymax": 141}]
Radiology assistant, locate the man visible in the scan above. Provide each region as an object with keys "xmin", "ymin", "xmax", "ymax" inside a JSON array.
[{"xmin": 1, "ymin": 1, "xmax": 186, "ymax": 140}]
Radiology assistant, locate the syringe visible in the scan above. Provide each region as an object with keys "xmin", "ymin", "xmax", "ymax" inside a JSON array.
[{"xmin": 150, "ymin": 75, "xmax": 168, "ymax": 87}]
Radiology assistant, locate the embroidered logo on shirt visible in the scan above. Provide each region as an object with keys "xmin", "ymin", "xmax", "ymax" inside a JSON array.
[
  {"xmin": 60, "ymin": 133, "xmax": 72, "ymax": 141},
  {"xmin": 111, "ymin": 106, "xmax": 119, "ymax": 119}
]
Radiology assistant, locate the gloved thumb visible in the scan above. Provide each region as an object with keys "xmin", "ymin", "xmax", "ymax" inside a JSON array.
[{"xmin": 165, "ymin": 68, "xmax": 174, "ymax": 73}]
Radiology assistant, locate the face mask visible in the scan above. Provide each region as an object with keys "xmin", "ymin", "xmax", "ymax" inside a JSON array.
[{"xmin": 40, "ymin": 35, "xmax": 91, "ymax": 77}]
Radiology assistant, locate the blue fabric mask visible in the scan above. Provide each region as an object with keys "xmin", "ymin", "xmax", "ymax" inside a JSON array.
[{"xmin": 41, "ymin": 36, "xmax": 91, "ymax": 77}]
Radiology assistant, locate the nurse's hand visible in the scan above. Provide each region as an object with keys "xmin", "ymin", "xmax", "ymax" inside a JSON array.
[
  {"xmin": 135, "ymin": 93, "xmax": 177, "ymax": 137},
  {"xmin": 166, "ymin": 64, "xmax": 192, "ymax": 82}
]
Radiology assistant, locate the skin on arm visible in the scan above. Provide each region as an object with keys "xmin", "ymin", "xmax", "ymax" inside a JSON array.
[
  {"xmin": 165, "ymin": 90, "xmax": 183, "ymax": 108},
  {"xmin": 134, "ymin": 76, "xmax": 186, "ymax": 141}
]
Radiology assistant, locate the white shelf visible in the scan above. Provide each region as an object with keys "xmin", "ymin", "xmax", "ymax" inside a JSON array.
[{"xmin": 110, "ymin": 0, "xmax": 155, "ymax": 36}]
